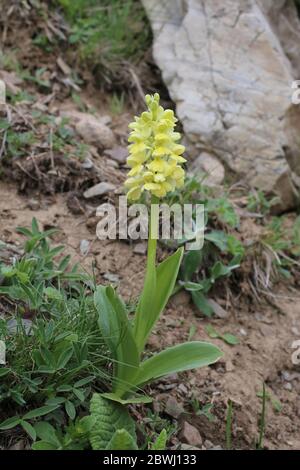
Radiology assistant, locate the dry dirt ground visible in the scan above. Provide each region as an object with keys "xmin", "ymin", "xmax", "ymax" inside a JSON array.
[{"xmin": 1, "ymin": 182, "xmax": 300, "ymax": 450}]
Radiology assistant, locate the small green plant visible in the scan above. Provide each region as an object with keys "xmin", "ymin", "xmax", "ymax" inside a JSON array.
[
  {"xmin": 191, "ymin": 399, "xmax": 216, "ymax": 422},
  {"xmin": 109, "ymin": 92, "xmax": 125, "ymax": 115},
  {"xmin": 0, "ymin": 219, "xmax": 108, "ymax": 440},
  {"xmin": 205, "ymin": 324, "xmax": 239, "ymax": 346},
  {"xmin": 55, "ymin": 0, "xmax": 151, "ymax": 80},
  {"xmin": 177, "ymin": 240, "xmax": 242, "ymax": 317},
  {"xmin": 247, "ymin": 189, "xmax": 280, "ymax": 216},
  {"xmin": 257, "ymin": 388, "xmax": 282, "ymax": 413},
  {"xmin": 164, "ymin": 176, "xmax": 244, "ymax": 316}
]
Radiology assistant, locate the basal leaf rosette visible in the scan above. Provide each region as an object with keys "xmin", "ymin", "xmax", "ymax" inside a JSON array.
[{"xmin": 125, "ymin": 93, "xmax": 186, "ymax": 200}]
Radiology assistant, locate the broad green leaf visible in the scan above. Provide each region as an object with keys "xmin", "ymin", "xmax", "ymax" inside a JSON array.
[
  {"xmin": 94, "ymin": 286, "xmax": 139, "ymax": 397},
  {"xmin": 205, "ymin": 231, "xmax": 228, "ymax": 251},
  {"xmin": 0, "ymin": 368, "xmax": 10, "ymax": 377},
  {"xmin": 192, "ymin": 291, "xmax": 214, "ymax": 317},
  {"xmin": 133, "ymin": 237, "xmax": 157, "ymax": 353},
  {"xmin": 89, "ymin": 394, "xmax": 136, "ymax": 450},
  {"xmin": 221, "ymin": 333, "xmax": 239, "ymax": 345},
  {"xmin": 181, "ymin": 249, "xmax": 202, "ymax": 280},
  {"xmin": 34, "ymin": 422, "xmax": 61, "ymax": 447},
  {"xmin": 44, "ymin": 287, "xmax": 63, "ymax": 301},
  {"xmin": 211, "ymin": 261, "xmax": 239, "ymax": 281},
  {"xmin": 205, "ymin": 324, "xmax": 219, "ymax": 338},
  {"xmin": 0, "ymin": 416, "xmax": 20, "ymax": 430},
  {"xmin": 182, "ymin": 281, "xmax": 203, "ymax": 291},
  {"xmin": 150, "ymin": 429, "xmax": 167, "ymax": 450},
  {"xmin": 134, "ymin": 341, "xmax": 222, "ymax": 386},
  {"xmin": 56, "ymin": 347, "xmax": 73, "ymax": 370},
  {"xmin": 101, "ymin": 392, "xmax": 152, "ymax": 405},
  {"xmin": 134, "ymin": 247, "xmax": 183, "ymax": 352},
  {"xmin": 20, "ymin": 420, "xmax": 36, "ymax": 441},
  {"xmin": 65, "ymin": 400, "xmax": 76, "ymax": 420},
  {"xmin": 32, "ymin": 441, "xmax": 58, "ymax": 450},
  {"xmin": 23, "ymin": 404, "xmax": 59, "ymax": 420},
  {"xmin": 106, "ymin": 429, "xmax": 138, "ymax": 450}
]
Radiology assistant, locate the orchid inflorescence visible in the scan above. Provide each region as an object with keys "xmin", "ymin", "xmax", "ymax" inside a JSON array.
[{"xmin": 125, "ymin": 93, "xmax": 186, "ymax": 200}]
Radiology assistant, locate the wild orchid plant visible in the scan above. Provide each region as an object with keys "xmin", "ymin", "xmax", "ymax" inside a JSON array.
[{"xmin": 94, "ymin": 94, "xmax": 222, "ymax": 404}]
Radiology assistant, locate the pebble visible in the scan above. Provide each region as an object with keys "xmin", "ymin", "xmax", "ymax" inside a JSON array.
[
  {"xmin": 83, "ymin": 182, "xmax": 116, "ymax": 199},
  {"xmin": 180, "ymin": 421, "xmax": 203, "ymax": 447},
  {"xmin": 81, "ymin": 157, "xmax": 94, "ymax": 170},
  {"xmin": 103, "ymin": 273, "xmax": 120, "ymax": 283},
  {"xmin": 204, "ymin": 439, "xmax": 214, "ymax": 449},
  {"xmin": 133, "ymin": 242, "xmax": 147, "ymax": 255},
  {"xmin": 75, "ymin": 115, "xmax": 116, "ymax": 149},
  {"xmin": 180, "ymin": 443, "xmax": 201, "ymax": 451},
  {"xmin": 104, "ymin": 146, "xmax": 128, "ymax": 164},
  {"xmin": 165, "ymin": 396, "xmax": 184, "ymax": 419},
  {"xmin": 178, "ymin": 383, "xmax": 188, "ymax": 394},
  {"xmin": 27, "ymin": 199, "xmax": 40, "ymax": 211},
  {"xmin": 80, "ymin": 239, "xmax": 90, "ymax": 256}
]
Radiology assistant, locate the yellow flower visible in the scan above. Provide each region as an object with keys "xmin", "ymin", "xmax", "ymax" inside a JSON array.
[{"xmin": 125, "ymin": 93, "xmax": 186, "ymax": 200}]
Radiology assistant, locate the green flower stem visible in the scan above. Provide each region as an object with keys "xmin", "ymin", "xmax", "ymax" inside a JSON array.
[
  {"xmin": 147, "ymin": 197, "xmax": 159, "ymax": 269},
  {"xmin": 133, "ymin": 197, "xmax": 159, "ymax": 354}
]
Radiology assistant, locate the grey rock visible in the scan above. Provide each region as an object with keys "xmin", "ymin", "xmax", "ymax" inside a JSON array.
[
  {"xmin": 81, "ymin": 157, "xmax": 94, "ymax": 170},
  {"xmin": 190, "ymin": 153, "xmax": 225, "ymax": 186},
  {"xmin": 165, "ymin": 396, "xmax": 185, "ymax": 419},
  {"xmin": 103, "ymin": 273, "xmax": 120, "ymax": 283},
  {"xmin": 83, "ymin": 182, "xmax": 116, "ymax": 199},
  {"xmin": 133, "ymin": 242, "xmax": 147, "ymax": 255},
  {"xmin": 142, "ymin": 0, "xmax": 300, "ymax": 209},
  {"xmin": 180, "ymin": 443, "xmax": 201, "ymax": 451},
  {"xmin": 204, "ymin": 439, "xmax": 214, "ymax": 449},
  {"xmin": 75, "ymin": 114, "xmax": 116, "ymax": 149},
  {"xmin": 180, "ymin": 421, "xmax": 203, "ymax": 447},
  {"xmin": 104, "ymin": 146, "xmax": 128, "ymax": 164}
]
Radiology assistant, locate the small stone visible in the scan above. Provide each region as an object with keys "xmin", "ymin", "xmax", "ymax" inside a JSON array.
[
  {"xmin": 225, "ymin": 360, "xmax": 235, "ymax": 372},
  {"xmin": 210, "ymin": 445, "xmax": 223, "ymax": 450},
  {"xmin": 27, "ymin": 199, "xmax": 40, "ymax": 211},
  {"xmin": 190, "ymin": 153, "xmax": 225, "ymax": 186},
  {"xmin": 171, "ymin": 290, "xmax": 190, "ymax": 307},
  {"xmin": 104, "ymin": 146, "xmax": 128, "ymax": 164},
  {"xmin": 204, "ymin": 439, "xmax": 214, "ymax": 449},
  {"xmin": 180, "ymin": 443, "xmax": 201, "ymax": 451},
  {"xmin": 133, "ymin": 242, "xmax": 147, "ymax": 255},
  {"xmin": 80, "ymin": 239, "xmax": 90, "ymax": 256},
  {"xmin": 103, "ymin": 273, "xmax": 120, "ymax": 283},
  {"xmin": 75, "ymin": 115, "xmax": 116, "ymax": 149},
  {"xmin": 106, "ymin": 159, "xmax": 119, "ymax": 168},
  {"xmin": 165, "ymin": 396, "xmax": 184, "ymax": 419},
  {"xmin": 291, "ymin": 327, "xmax": 300, "ymax": 336},
  {"xmin": 178, "ymin": 383, "xmax": 188, "ymax": 394},
  {"xmin": 240, "ymin": 328, "xmax": 247, "ymax": 336},
  {"xmin": 81, "ymin": 157, "xmax": 94, "ymax": 170},
  {"xmin": 83, "ymin": 182, "xmax": 116, "ymax": 199},
  {"xmin": 180, "ymin": 421, "xmax": 203, "ymax": 447},
  {"xmin": 283, "ymin": 382, "xmax": 292, "ymax": 391}
]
